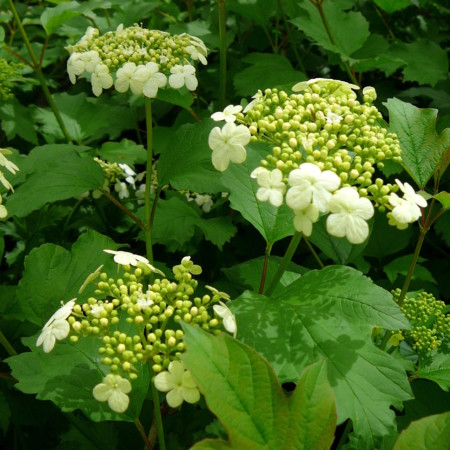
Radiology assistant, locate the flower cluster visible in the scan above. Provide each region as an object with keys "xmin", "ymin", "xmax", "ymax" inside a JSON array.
[
  {"xmin": 36, "ymin": 251, "xmax": 236, "ymax": 412},
  {"xmin": 393, "ymin": 289, "xmax": 450, "ymax": 353},
  {"xmin": 0, "ymin": 58, "xmax": 23, "ymax": 102},
  {"xmin": 66, "ymin": 24, "xmax": 207, "ymax": 98},
  {"xmin": 0, "ymin": 148, "xmax": 20, "ymax": 219},
  {"xmin": 208, "ymin": 79, "xmax": 427, "ymax": 243}
]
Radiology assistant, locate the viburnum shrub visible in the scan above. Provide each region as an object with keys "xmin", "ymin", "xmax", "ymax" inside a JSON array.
[{"xmin": 1, "ymin": 1, "xmax": 449, "ymax": 450}]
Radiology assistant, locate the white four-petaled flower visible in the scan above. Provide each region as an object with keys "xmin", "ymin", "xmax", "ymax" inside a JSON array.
[
  {"xmin": 293, "ymin": 204, "xmax": 319, "ymax": 236},
  {"xmin": 213, "ymin": 301, "xmax": 237, "ymax": 337},
  {"xmin": 208, "ymin": 122, "xmax": 251, "ymax": 171},
  {"xmin": 93, "ymin": 374, "xmax": 132, "ymax": 413},
  {"xmin": 211, "ymin": 105, "xmax": 243, "ymax": 123},
  {"xmin": 154, "ymin": 361, "xmax": 200, "ymax": 408},
  {"xmin": 103, "ymin": 249, "xmax": 165, "ymax": 275},
  {"xmin": 91, "ymin": 63, "xmax": 113, "ymax": 96},
  {"xmin": 142, "ymin": 62, "xmax": 167, "ymax": 98},
  {"xmin": 286, "ymin": 163, "xmax": 340, "ymax": 213},
  {"xmin": 388, "ymin": 179, "xmax": 427, "ymax": 226},
  {"xmin": 326, "ymin": 187, "xmax": 374, "ymax": 244},
  {"xmin": 251, "ymin": 167, "xmax": 286, "ymax": 207},
  {"xmin": 168, "ymin": 64, "xmax": 198, "ymax": 91}
]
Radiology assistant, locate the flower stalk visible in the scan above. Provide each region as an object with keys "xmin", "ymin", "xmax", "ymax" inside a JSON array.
[
  {"xmin": 144, "ymin": 98, "xmax": 154, "ymax": 264},
  {"xmin": 217, "ymin": 0, "xmax": 227, "ymax": 109}
]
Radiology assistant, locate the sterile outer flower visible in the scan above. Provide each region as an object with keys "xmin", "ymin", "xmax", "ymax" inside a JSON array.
[
  {"xmin": 396, "ymin": 179, "xmax": 427, "ymax": 209},
  {"xmin": 36, "ymin": 319, "xmax": 70, "ymax": 353},
  {"xmin": 67, "ymin": 52, "xmax": 85, "ymax": 84},
  {"xmin": 213, "ymin": 301, "xmax": 237, "ymax": 337},
  {"xmin": 0, "ymin": 172, "xmax": 13, "ymax": 191},
  {"xmin": 81, "ymin": 50, "xmax": 101, "ymax": 73},
  {"xmin": 251, "ymin": 167, "xmax": 286, "ymax": 207},
  {"xmin": 211, "ymin": 105, "xmax": 242, "ymax": 123},
  {"xmin": 286, "ymin": 163, "xmax": 340, "ymax": 213},
  {"xmin": 388, "ymin": 179, "xmax": 427, "ymax": 225},
  {"xmin": 154, "ymin": 361, "xmax": 200, "ymax": 408},
  {"xmin": 91, "ymin": 63, "xmax": 113, "ymax": 97},
  {"xmin": 185, "ymin": 45, "xmax": 207, "ymax": 65},
  {"xmin": 0, "ymin": 196, "xmax": 7, "ymax": 219},
  {"xmin": 103, "ymin": 249, "xmax": 165, "ymax": 275},
  {"xmin": 292, "ymin": 78, "xmax": 359, "ymax": 93},
  {"xmin": 115, "ymin": 62, "xmax": 141, "ymax": 94},
  {"xmin": 168, "ymin": 64, "xmax": 198, "ymax": 91},
  {"xmin": 119, "ymin": 163, "xmax": 136, "ymax": 187},
  {"xmin": 43, "ymin": 298, "xmax": 77, "ymax": 328},
  {"xmin": 208, "ymin": 122, "xmax": 251, "ymax": 172},
  {"xmin": 243, "ymin": 91, "xmax": 263, "ymax": 113},
  {"xmin": 181, "ymin": 256, "xmax": 202, "ymax": 275},
  {"xmin": 142, "ymin": 62, "xmax": 167, "ymax": 98},
  {"xmin": 326, "ymin": 187, "xmax": 374, "ymax": 244},
  {"xmin": 194, "ymin": 194, "xmax": 214, "ymax": 213},
  {"xmin": 114, "ymin": 181, "xmax": 129, "ymax": 199},
  {"xmin": 0, "ymin": 150, "xmax": 19, "ymax": 174},
  {"xmin": 293, "ymin": 204, "xmax": 319, "ymax": 236},
  {"xmin": 93, "ymin": 374, "xmax": 132, "ymax": 413}
]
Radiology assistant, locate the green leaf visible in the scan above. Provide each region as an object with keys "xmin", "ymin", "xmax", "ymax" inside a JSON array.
[
  {"xmin": 221, "ymin": 142, "xmax": 295, "ymax": 244},
  {"xmin": 7, "ymin": 335, "xmax": 149, "ymax": 422},
  {"xmin": 417, "ymin": 345, "xmax": 450, "ymax": 391},
  {"xmin": 291, "ymin": 0, "xmax": 370, "ymax": 60},
  {"xmin": 434, "ymin": 192, "xmax": 450, "ymax": 210},
  {"xmin": 151, "ymin": 197, "xmax": 236, "ymax": 251},
  {"xmin": 388, "ymin": 40, "xmax": 449, "ymax": 87},
  {"xmin": 374, "ymin": 0, "xmax": 413, "ymax": 13},
  {"xmin": 394, "ymin": 411, "xmax": 450, "ymax": 450},
  {"xmin": 383, "ymin": 255, "xmax": 436, "ymax": 285},
  {"xmin": 40, "ymin": 1, "xmax": 83, "ymax": 35},
  {"xmin": 308, "ymin": 215, "xmax": 371, "ymax": 264},
  {"xmin": 0, "ymin": 390, "xmax": 10, "ymax": 434},
  {"xmin": 182, "ymin": 326, "xmax": 337, "ymax": 450},
  {"xmin": 226, "ymin": 0, "xmax": 277, "ymax": 28},
  {"xmin": 0, "ymin": 100, "xmax": 38, "ymax": 144},
  {"xmin": 157, "ymin": 120, "xmax": 226, "ymax": 193},
  {"xmin": 233, "ymin": 53, "xmax": 306, "ymax": 97},
  {"xmin": 156, "ymin": 87, "xmax": 194, "ymax": 110},
  {"xmin": 16, "ymin": 230, "xmax": 117, "ymax": 327},
  {"xmin": 98, "ymin": 139, "xmax": 146, "ymax": 165},
  {"xmin": 6, "ymin": 145, "xmax": 104, "ymax": 218},
  {"xmin": 231, "ymin": 266, "xmax": 412, "ymax": 446},
  {"xmin": 385, "ymin": 98, "xmax": 443, "ymax": 188}
]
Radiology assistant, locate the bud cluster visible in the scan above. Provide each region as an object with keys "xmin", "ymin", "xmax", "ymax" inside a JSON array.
[
  {"xmin": 0, "ymin": 58, "xmax": 23, "ymax": 102},
  {"xmin": 66, "ymin": 24, "xmax": 207, "ymax": 97},
  {"xmin": 36, "ymin": 251, "xmax": 236, "ymax": 412},
  {"xmin": 393, "ymin": 289, "xmax": 450, "ymax": 353}
]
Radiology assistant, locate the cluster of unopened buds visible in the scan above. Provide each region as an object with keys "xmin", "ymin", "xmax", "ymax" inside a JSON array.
[
  {"xmin": 0, "ymin": 58, "xmax": 23, "ymax": 102},
  {"xmin": 66, "ymin": 24, "xmax": 207, "ymax": 97},
  {"xmin": 36, "ymin": 250, "xmax": 236, "ymax": 413},
  {"xmin": 208, "ymin": 79, "xmax": 427, "ymax": 244},
  {"xmin": 390, "ymin": 289, "xmax": 450, "ymax": 353},
  {"xmin": 0, "ymin": 148, "xmax": 20, "ymax": 219}
]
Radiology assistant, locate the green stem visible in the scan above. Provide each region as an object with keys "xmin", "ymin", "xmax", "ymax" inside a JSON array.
[
  {"xmin": 258, "ymin": 242, "xmax": 273, "ymax": 294},
  {"xmin": 304, "ymin": 237, "xmax": 324, "ymax": 268},
  {"xmin": 144, "ymin": 98, "xmax": 154, "ymax": 264},
  {"xmin": 265, "ymin": 232, "xmax": 302, "ymax": 297},
  {"xmin": 312, "ymin": 0, "xmax": 359, "ymax": 86},
  {"xmin": 100, "ymin": 190, "xmax": 146, "ymax": 230},
  {"xmin": 151, "ymin": 375, "xmax": 166, "ymax": 450},
  {"xmin": 0, "ymin": 330, "xmax": 17, "ymax": 356},
  {"xmin": 217, "ymin": 0, "xmax": 227, "ymax": 109},
  {"xmin": 8, "ymin": 0, "xmax": 73, "ymax": 143}
]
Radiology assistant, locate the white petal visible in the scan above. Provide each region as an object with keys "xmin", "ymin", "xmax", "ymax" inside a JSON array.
[
  {"xmin": 108, "ymin": 390, "xmax": 130, "ymax": 413},
  {"xmin": 166, "ymin": 387, "xmax": 184, "ymax": 408}
]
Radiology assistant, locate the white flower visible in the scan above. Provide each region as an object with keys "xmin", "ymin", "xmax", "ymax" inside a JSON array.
[
  {"xmin": 114, "ymin": 181, "xmax": 129, "ymax": 199},
  {"xmin": 208, "ymin": 122, "xmax": 251, "ymax": 172},
  {"xmin": 67, "ymin": 52, "xmax": 85, "ymax": 84},
  {"xmin": 211, "ymin": 105, "xmax": 243, "ymax": 123},
  {"xmin": 326, "ymin": 187, "xmax": 374, "ymax": 244},
  {"xmin": 115, "ymin": 62, "xmax": 145, "ymax": 94},
  {"xmin": 93, "ymin": 374, "xmax": 132, "ymax": 413},
  {"xmin": 142, "ymin": 62, "xmax": 167, "ymax": 98},
  {"xmin": 0, "ymin": 196, "xmax": 7, "ymax": 219},
  {"xmin": 168, "ymin": 64, "xmax": 198, "ymax": 91},
  {"xmin": 91, "ymin": 64, "xmax": 113, "ymax": 97},
  {"xmin": 81, "ymin": 50, "xmax": 101, "ymax": 73},
  {"xmin": 185, "ymin": 45, "xmax": 208, "ymax": 65},
  {"xmin": 301, "ymin": 136, "xmax": 315, "ymax": 152},
  {"xmin": 250, "ymin": 167, "xmax": 286, "ymax": 207},
  {"xmin": 36, "ymin": 299, "xmax": 76, "ymax": 353},
  {"xmin": 388, "ymin": 179, "xmax": 427, "ymax": 225},
  {"xmin": 325, "ymin": 112, "xmax": 343, "ymax": 124},
  {"xmin": 292, "ymin": 78, "xmax": 359, "ymax": 93},
  {"xmin": 213, "ymin": 301, "xmax": 237, "ymax": 337},
  {"xmin": 286, "ymin": 163, "xmax": 340, "ymax": 213},
  {"xmin": 194, "ymin": 194, "xmax": 214, "ymax": 213},
  {"xmin": 0, "ymin": 150, "xmax": 19, "ymax": 175},
  {"xmin": 293, "ymin": 204, "xmax": 319, "ymax": 236},
  {"xmin": 89, "ymin": 304, "xmax": 105, "ymax": 317},
  {"xmin": 243, "ymin": 91, "xmax": 263, "ymax": 113},
  {"xmin": 136, "ymin": 288, "xmax": 154, "ymax": 310},
  {"xmin": 154, "ymin": 361, "xmax": 200, "ymax": 408},
  {"xmin": 103, "ymin": 249, "xmax": 165, "ymax": 275},
  {"xmin": 119, "ymin": 163, "xmax": 136, "ymax": 187},
  {"xmin": 0, "ymin": 172, "xmax": 13, "ymax": 191}
]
